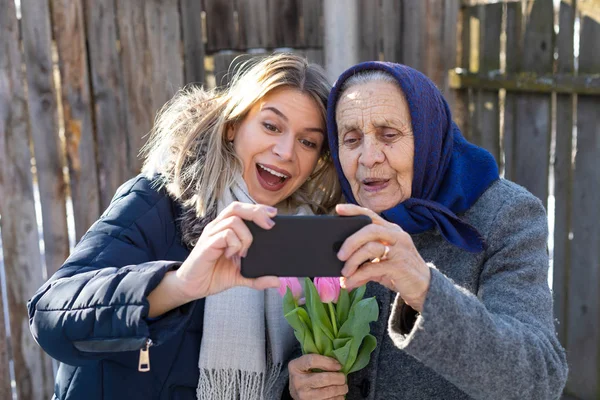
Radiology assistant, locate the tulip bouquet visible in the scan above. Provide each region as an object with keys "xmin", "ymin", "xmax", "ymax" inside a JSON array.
[{"xmin": 278, "ymin": 277, "xmax": 379, "ymax": 376}]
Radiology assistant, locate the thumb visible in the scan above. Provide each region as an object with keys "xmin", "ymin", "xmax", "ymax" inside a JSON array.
[{"xmin": 243, "ymin": 275, "xmax": 280, "ymax": 291}]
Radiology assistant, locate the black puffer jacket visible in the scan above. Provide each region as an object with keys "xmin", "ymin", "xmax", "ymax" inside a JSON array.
[{"xmin": 28, "ymin": 175, "xmax": 206, "ymax": 400}]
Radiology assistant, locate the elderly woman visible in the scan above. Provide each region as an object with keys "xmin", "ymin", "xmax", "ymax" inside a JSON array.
[{"xmin": 287, "ymin": 62, "xmax": 568, "ymax": 399}]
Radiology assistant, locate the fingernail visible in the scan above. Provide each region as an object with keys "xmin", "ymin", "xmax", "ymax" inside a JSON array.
[
  {"xmin": 340, "ymin": 277, "xmax": 348, "ymax": 289},
  {"xmin": 267, "ymin": 219, "xmax": 275, "ymax": 228},
  {"xmin": 266, "ymin": 206, "xmax": 277, "ymax": 215},
  {"xmin": 242, "ymin": 248, "xmax": 248, "ymax": 258}
]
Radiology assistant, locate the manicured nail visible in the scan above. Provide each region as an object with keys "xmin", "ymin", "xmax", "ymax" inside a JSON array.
[
  {"xmin": 267, "ymin": 219, "xmax": 275, "ymax": 228},
  {"xmin": 266, "ymin": 206, "xmax": 277, "ymax": 215}
]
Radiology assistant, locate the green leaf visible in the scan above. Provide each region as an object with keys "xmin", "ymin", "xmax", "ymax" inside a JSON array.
[
  {"xmin": 286, "ymin": 308, "xmax": 318, "ymax": 354},
  {"xmin": 284, "ymin": 308, "xmax": 307, "ymax": 333},
  {"xmin": 333, "ymin": 337, "xmax": 351, "ymax": 350},
  {"xmin": 336, "ymin": 288, "xmax": 351, "ymax": 327},
  {"xmin": 338, "ymin": 297, "xmax": 379, "ymax": 338},
  {"xmin": 337, "ymin": 297, "xmax": 379, "ymax": 374},
  {"xmin": 283, "ymin": 287, "xmax": 296, "ymax": 316},
  {"xmin": 313, "ymin": 321, "xmax": 334, "ymax": 357},
  {"xmin": 349, "ymin": 285, "xmax": 367, "ymax": 307},
  {"xmin": 294, "ymin": 329, "xmax": 318, "ymax": 355},
  {"xmin": 297, "ymin": 307, "xmax": 312, "ymax": 332},
  {"xmin": 304, "ymin": 278, "xmax": 335, "ymax": 341},
  {"xmin": 348, "ymin": 334, "xmax": 377, "ymax": 374},
  {"xmin": 332, "ymin": 338, "xmax": 353, "ymax": 367}
]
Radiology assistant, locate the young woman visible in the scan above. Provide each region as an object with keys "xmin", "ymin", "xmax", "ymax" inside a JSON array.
[{"xmin": 28, "ymin": 53, "xmax": 341, "ymax": 400}]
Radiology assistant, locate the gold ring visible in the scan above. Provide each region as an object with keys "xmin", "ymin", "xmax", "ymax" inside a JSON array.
[{"xmin": 372, "ymin": 245, "xmax": 390, "ymax": 263}]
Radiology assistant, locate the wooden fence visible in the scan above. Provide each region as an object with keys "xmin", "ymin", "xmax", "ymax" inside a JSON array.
[
  {"xmin": 0, "ymin": 0, "xmax": 598, "ymax": 399},
  {"xmin": 452, "ymin": 1, "xmax": 600, "ymax": 399},
  {"xmin": 0, "ymin": 0, "xmax": 459, "ymax": 398}
]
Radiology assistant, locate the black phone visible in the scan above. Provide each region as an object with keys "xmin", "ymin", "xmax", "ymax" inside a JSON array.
[{"xmin": 241, "ymin": 215, "xmax": 372, "ymax": 278}]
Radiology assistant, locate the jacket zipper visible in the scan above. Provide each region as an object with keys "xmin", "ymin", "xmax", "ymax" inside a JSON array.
[{"xmin": 138, "ymin": 338, "xmax": 153, "ymax": 372}]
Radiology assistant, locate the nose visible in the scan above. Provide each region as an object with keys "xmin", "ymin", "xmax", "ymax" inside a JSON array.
[
  {"xmin": 358, "ymin": 136, "xmax": 385, "ymax": 168},
  {"xmin": 272, "ymin": 133, "xmax": 295, "ymax": 161}
]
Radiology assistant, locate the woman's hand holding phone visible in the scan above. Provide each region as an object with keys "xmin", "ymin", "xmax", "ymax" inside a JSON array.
[
  {"xmin": 148, "ymin": 202, "xmax": 280, "ymax": 318},
  {"xmin": 176, "ymin": 202, "xmax": 281, "ymax": 298}
]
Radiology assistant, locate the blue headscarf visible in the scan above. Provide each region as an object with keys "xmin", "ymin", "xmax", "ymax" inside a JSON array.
[{"xmin": 327, "ymin": 62, "xmax": 499, "ymax": 253}]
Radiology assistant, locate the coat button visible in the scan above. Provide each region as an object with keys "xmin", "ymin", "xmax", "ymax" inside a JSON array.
[{"xmin": 360, "ymin": 378, "xmax": 371, "ymax": 397}]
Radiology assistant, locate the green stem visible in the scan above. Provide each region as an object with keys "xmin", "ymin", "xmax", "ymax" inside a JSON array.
[{"xmin": 328, "ymin": 302, "xmax": 338, "ymax": 337}]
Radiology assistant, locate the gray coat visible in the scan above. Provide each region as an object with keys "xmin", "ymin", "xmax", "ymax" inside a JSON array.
[{"xmin": 344, "ymin": 179, "xmax": 568, "ymax": 400}]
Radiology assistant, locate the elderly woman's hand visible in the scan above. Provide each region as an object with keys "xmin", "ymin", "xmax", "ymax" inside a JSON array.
[
  {"xmin": 288, "ymin": 354, "xmax": 348, "ymax": 400},
  {"xmin": 336, "ymin": 203, "xmax": 431, "ymax": 312}
]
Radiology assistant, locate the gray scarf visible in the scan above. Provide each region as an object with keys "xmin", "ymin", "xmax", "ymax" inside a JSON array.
[{"xmin": 197, "ymin": 176, "xmax": 309, "ymax": 399}]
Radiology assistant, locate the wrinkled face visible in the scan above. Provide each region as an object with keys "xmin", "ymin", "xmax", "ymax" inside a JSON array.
[
  {"xmin": 228, "ymin": 87, "xmax": 325, "ymax": 206},
  {"xmin": 336, "ymin": 81, "xmax": 414, "ymax": 213}
]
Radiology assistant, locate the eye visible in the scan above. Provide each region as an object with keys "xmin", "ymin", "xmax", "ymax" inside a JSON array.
[
  {"xmin": 263, "ymin": 122, "xmax": 280, "ymax": 133},
  {"xmin": 299, "ymin": 138, "xmax": 318, "ymax": 149},
  {"xmin": 381, "ymin": 129, "xmax": 401, "ymax": 141},
  {"xmin": 342, "ymin": 132, "xmax": 361, "ymax": 147}
]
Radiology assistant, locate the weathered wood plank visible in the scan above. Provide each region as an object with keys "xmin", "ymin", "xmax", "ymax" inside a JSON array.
[
  {"xmin": 472, "ymin": 3, "xmax": 501, "ymax": 165},
  {"xmin": 268, "ymin": 0, "xmax": 301, "ymax": 48},
  {"xmin": 552, "ymin": 0, "xmax": 575, "ymax": 349},
  {"xmin": 21, "ymin": 0, "xmax": 69, "ymax": 277},
  {"xmin": 402, "ymin": 0, "xmax": 426, "ymax": 71},
  {"xmin": 85, "ymin": 0, "xmax": 128, "ymax": 209},
  {"xmin": 503, "ymin": 1, "xmax": 523, "ymax": 180},
  {"xmin": 116, "ymin": 0, "xmax": 153, "ymax": 175},
  {"xmin": 181, "ymin": 0, "xmax": 206, "ymax": 84},
  {"xmin": 323, "ymin": 0, "xmax": 359, "ymax": 82},
  {"xmin": 565, "ymin": 9, "xmax": 600, "ymax": 400},
  {"xmin": 213, "ymin": 51, "xmax": 244, "ymax": 87},
  {"xmin": 442, "ymin": 0, "xmax": 461, "ymax": 110},
  {"xmin": 381, "ymin": 0, "xmax": 402, "ymax": 63},
  {"xmin": 464, "ymin": 5, "xmax": 481, "ymax": 144},
  {"xmin": 238, "ymin": 0, "xmax": 269, "ymax": 49},
  {"xmin": 145, "ymin": 0, "xmax": 184, "ymax": 116},
  {"xmin": 454, "ymin": 4, "xmax": 474, "ymax": 138},
  {"xmin": 302, "ymin": 0, "xmax": 322, "ymax": 48},
  {"xmin": 510, "ymin": 0, "xmax": 553, "ymax": 206},
  {"xmin": 0, "ymin": 278, "xmax": 11, "ymax": 400},
  {"xmin": 304, "ymin": 49, "xmax": 324, "ymax": 66},
  {"xmin": 423, "ymin": 0, "xmax": 445, "ymax": 87},
  {"xmin": 448, "ymin": 70, "xmax": 600, "ymax": 95},
  {"xmin": 462, "ymin": 0, "xmax": 522, "ymax": 4},
  {"xmin": 51, "ymin": 0, "xmax": 101, "ymax": 240},
  {"xmin": 204, "ymin": 0, "xmax": 237, "ymax": 52},
  {"xmin": 358, "ymin": 0, "xmax": 379, "ymax": 62},
  {"xmin": 0, "ymin": 1, "xmax": 55, "ymax": 398}
]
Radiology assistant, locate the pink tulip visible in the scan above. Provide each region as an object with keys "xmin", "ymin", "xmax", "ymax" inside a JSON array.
[
  {"xmin": 278, "ymin": 277, "xmax": 303, "ymax": 300},
  {"xmin": 314, "ymin": 277, "xmax": 341, "ymax": 303}
]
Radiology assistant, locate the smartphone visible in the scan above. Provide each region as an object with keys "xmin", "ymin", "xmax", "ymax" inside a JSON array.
[{"xmin": 241, "ymin": 215, "xmax": 371, "ymax": 278}]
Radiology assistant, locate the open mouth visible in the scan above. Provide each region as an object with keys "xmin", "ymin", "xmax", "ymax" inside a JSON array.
[
  {"xmin": 361, "ymin": 178, "xmax": 390, "ymax": 192},
  {"xmin": 256, "ymin": 163, "xmax": 291, "ymax": 191}
]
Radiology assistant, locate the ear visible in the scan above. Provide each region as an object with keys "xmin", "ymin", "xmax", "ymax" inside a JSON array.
[{"xmin": 226, "ymin": 124, "xmax": 236, "ymax": 141}]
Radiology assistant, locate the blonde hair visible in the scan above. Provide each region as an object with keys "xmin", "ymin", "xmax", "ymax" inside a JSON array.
[{"xmin": 142, "ymin": 53, "xmax": 341, "ymax": 245}]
